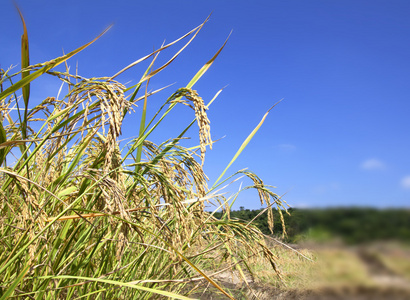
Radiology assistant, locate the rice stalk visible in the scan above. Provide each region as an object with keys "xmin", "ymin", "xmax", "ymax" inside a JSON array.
[{"xmin": 0, "ymin": 7, "xmax": 289, "ymax": 300}]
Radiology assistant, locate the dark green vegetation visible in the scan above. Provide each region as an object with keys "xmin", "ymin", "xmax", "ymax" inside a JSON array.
[{"xmin": 214, "ymin": 207, "xmax": 410, "ymax": 244}]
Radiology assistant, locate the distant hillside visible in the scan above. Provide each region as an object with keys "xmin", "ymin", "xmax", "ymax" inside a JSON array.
[{"xmin": 213, "ymin": 207, "xmax": 410, "ymax": 244}]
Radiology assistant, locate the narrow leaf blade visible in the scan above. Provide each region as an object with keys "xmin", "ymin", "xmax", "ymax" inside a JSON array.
[{"xmin": 213, "ymin": 101, "xmax": 281, "ymax": 187}]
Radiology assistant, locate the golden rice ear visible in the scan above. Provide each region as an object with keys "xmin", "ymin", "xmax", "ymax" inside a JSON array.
[
  {"xmin": 170, "ymin": 88, "xmax": 212, "ymax": 166},
  {"xmin": 1, "ymin": 9, "xmax": 288, "ymax": 299}
]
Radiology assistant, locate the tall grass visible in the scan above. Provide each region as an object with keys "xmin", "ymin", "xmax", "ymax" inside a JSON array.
[{"xmin": 0, "ymin": 9, "xmax": 288, "ymax": 299}]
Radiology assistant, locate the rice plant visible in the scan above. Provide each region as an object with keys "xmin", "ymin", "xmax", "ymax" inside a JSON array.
[{"xmin": 0, "ymin": 8, "xmax": 288, "ymax": 299}]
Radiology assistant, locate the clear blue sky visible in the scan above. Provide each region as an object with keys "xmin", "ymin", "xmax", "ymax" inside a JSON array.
[{"xmin": 2, "ymin": 1, "xmax": 410, "ymax": 209}]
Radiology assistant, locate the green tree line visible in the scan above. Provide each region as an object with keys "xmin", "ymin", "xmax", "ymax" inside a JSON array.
[{"xmin": 213, "ymin": 207, "xmax": 410, "ymax": 244}]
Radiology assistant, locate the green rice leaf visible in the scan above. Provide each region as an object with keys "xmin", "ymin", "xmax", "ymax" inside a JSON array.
[
  {"xmin": 0, "ymin": 122, "xmax": 6, "ymax": 166},
  {"xmin": 0, "ymin": 25, "xmax": 111, "ymax": 102},
  {"xmin": 43, "ymin": 275, "xmax": 195, "ymax": 300},
  {"xmin": 0, "ymin": 262, "xmax": 30, "ymax": 300},
  {"xmin": 186, "ymin": 32, "xmax": 231, "ymax": 89},
  {"xmin": 212, "ymin": 101, "xmax": 281, "ymax": 187},
  {"xmin": 16, "ymin": 4, "xmax": 30, "ymax": 109}
]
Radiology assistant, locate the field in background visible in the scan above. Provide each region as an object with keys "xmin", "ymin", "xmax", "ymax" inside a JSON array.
[
  {"xmin": 206, "ymin": 208, "xmax": 410, "ymax": 299},
  {"xmin": 195, "ymin": 240, "xmax": 410, "ymax": 299}
]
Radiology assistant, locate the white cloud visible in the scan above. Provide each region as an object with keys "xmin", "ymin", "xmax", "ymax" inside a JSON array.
[
  {"xmin": 291, "ymin": 202, "xmax": 311, "ymax": 209},
  {"xmin": 277, "ymin": 144, "xmax": 296, "ymax": 151},
  {"xmin": 360, "ymin": 158, "xmax": 385, "ymax": 170},
  {"xmin": 400, "ymin": 176, "xmax": 410, "ymax": 189}
]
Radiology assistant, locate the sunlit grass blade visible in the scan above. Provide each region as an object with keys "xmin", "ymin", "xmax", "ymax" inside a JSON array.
[
  {"xmin": 187, "ymin": 31, "xmax": 231, "ymax": 89},
  {"xmin": 135, "ymin": 53, "xmax": 158, "ymax": 173},
  {"xmin": 40, "ymin": 275, "xmax": 195, "ymax": 300},
  {"xmin": 212, "ymin": 100, "xmax": 282, "ymax": 188},
  {"xmin": 110, "ymin": 14, "xmax": 211, "ymax": 80}
]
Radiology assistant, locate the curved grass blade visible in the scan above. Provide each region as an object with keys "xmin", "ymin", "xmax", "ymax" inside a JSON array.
[
  {"xmin": 0, "ymin": 25, "xmax": 112, "ymax": 102},
  {"xmin": 186, "ymin": 31, "xmax": 231, "ymax": 89},
  {"xmin": 37, "ymin": 276, "xmax": 195, "ymax": 300},
  {"xmin": 110, "ymin": 14, "xmax": 211, "ymax": 80},
  {"xmin": 122, "ymin": 31, "xmax": 229, "ymax": 165}
]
